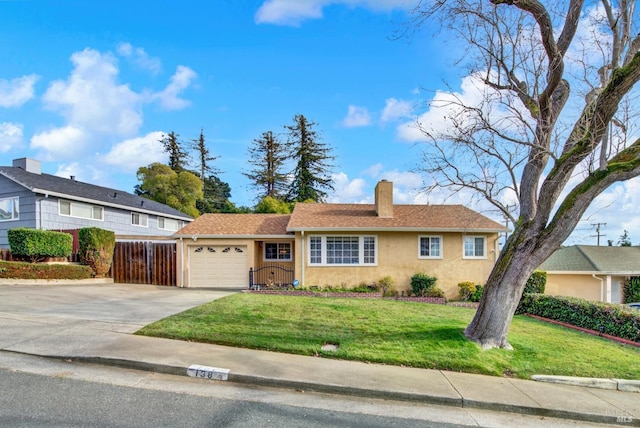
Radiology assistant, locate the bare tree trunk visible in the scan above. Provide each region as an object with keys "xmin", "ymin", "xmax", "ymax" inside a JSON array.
[{"xmin": 464, "ymin": 227, "xmax": 543, "ymax": 349}]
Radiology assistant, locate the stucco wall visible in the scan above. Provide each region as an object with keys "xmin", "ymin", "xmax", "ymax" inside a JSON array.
[
  {"xmin": 545, "ymin": 274, "xmax": 602, "ymax": 301},
  {"xmin": 294, "ymin": 231, "xmax": 499, "ymax": 298}
]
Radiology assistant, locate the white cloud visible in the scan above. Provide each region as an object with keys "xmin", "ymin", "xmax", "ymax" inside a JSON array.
[
  {"xmin": 0, "ymin": 74, "xmax": 39, "ymax": 108},
  {"xmin": 342, "ymin": 105, "xmax": 371, "ymax": 127},
  {"xmin": 30, "ymin": 126, "xmax": 86, "ymax": 160},
  {"xmin": 117, "ymin": 42, "xmax": 162, "ymax": 74},
  {"xmin": 381, "ymin": 97, "xmax": 412, "ymax": 122},
  {"xmin": 152, "ymin": 65, "xmax": 197, "ymax": 110},
  {"xmin": 42, "ymin": 48, "xmax": 143, "ymax": 136},
  {"xmin": 101, "ymin": 131, "xmax": 166, "ymax": 172},
  {"xmin": 363, "ymin": 163, "xmax": 383, "ymax": 178},
  {"xmin": 0, "ymin": 122, "xmax": 24, "ymax": 152},
  {"xmin": 255, "ymin": 0, "xmax": 412, "ymax": 26},
  {"xmin": 328, "ymin": 172, "xmax": 368, "ymax": 202}
]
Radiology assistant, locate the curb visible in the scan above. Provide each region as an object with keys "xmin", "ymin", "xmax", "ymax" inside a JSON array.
[
  {"xmin": 532, "ymin": 374, "xmax": 640, "ymax": 393},
  {"xmin": 31, "ymin": 353, "xmax": 639, "ymax": 427}
]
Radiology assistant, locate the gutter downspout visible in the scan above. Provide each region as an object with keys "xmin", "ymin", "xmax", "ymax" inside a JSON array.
[
  {"xmin": 592, "ymin": 274, "xmax": 604, "ymax": 302},
  {"xmin": 179, "ymin": 237, "xmax": 184, "ymax": 288},
  {"xmin": 301, "ymin": 230, "xmax": 305, "ymax": 285}
]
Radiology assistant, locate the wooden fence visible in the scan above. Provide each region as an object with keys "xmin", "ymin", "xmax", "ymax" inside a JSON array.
[{"xmin": 111, "ymin": 242, "xmax": 177, "ymax": 286}]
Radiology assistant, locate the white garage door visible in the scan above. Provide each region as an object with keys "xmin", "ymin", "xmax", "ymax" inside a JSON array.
[{"xmin": 189, "ymin": 245, "xmax": 248, "ymax": 288}]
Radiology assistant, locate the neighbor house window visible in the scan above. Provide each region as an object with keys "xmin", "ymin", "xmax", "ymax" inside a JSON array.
[
  {"xmin": 264, "ymin": 242, "xmax": 292, "ymax": 261},
  {"xmin": 59, "ymin": 199, "xmax": 103, "ymax": 220},
  {"xmin": 0, "ymin": 197, "xmax": 19, "ymax": 221},
  {"xmin": 308, "ymin": 235, "xmax": 377, "ymax": 266},
  {"xmin": 131, "ymin": 212, "xmax": 148, "ymax": 227},
  {"xmin": 464, "ymin": 236, "xmax": 486, "ymax": 258},
  {"xmin": 158, "ymin": 217, "xmax": 183, "ymax": 231},
  {"xmin": 419, "ymin": 236, "xmax": 442, "ymax": 259}
]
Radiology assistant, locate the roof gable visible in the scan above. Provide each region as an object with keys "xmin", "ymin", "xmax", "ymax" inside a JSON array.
[{"xmin": 0, "ymin": 166, "xmax": 192, "ymax": 220}]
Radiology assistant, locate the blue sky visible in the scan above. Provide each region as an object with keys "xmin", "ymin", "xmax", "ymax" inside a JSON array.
[{"xmin": 1, "ymin": 0, "xmax": 638, "ymax": 245}]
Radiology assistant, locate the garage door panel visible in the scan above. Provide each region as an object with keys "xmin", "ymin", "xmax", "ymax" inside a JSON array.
[{"xmin": 189, "ymin": 245, "xmax": 247, "ymax": 288}]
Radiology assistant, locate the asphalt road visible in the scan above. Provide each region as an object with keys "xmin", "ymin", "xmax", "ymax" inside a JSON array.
[{"xmin": 0, "ymin": 352, "xmax": 603, "ymax": 428}]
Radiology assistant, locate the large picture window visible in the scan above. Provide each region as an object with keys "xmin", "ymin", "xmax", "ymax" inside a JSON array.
[
  {"xmin": 308, "ymin": 235, "xmax": 377, "ymax": 266},
  {"xmin": 419, "ymin": 236, "xmax": 442, "ymax": 259},
  {"xmin": 0, "ymin": 197, "xmax": 19, "ymax": 221},
  {"xmin": 59, "ymin": 199, "xmax": 103, "ymax": 221},
  {"xmin": 464, "ymin": 236, "xmax": 486, "ymax": 258},
  {"xmin": 264, "ymin": 242, "xmax": 292, "ymax": 261}
]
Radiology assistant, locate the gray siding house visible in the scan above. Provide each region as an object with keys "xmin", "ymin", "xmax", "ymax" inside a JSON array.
[{"xmin": 0, "ymin": 158, "xmax": 193, "ymax": 247}]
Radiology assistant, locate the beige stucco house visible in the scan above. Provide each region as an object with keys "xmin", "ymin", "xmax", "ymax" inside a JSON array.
[
  {"xmin": 539, "ymin": 245, "xmax": 640, "ymax": 303},
  {"xmin": 174, "ymin": 181, "xmax": 507, "ymax": 297}
]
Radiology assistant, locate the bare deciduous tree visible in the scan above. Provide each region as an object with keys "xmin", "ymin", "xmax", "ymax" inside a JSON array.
[{"xmin": 411, "ymin": 0, "xmax": 640, "ymax": 349}]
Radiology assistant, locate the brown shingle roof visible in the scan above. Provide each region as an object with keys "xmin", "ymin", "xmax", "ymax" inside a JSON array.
[
  {"xmin": 287, "ymin": 203, "xmax": 507, "ymax": 232},
  {"xmin": 176, "ymin": 214, "xmax": 291, "ymax": 236}
]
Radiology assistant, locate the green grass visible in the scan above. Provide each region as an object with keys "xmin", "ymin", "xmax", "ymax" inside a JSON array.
[{"xmin": 136, "ymin": 293, "xmax": 640, "ymax": 379}]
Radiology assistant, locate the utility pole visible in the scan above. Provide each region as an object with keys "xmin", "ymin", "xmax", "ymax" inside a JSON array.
[{"xmin": 591, "ymin": 222, "xmax": 607, "ymax": 246}]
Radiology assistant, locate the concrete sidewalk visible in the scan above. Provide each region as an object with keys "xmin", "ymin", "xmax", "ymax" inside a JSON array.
[{"xmin": 1, "ymin": 283, "xmax": 638, "ymax": 426}]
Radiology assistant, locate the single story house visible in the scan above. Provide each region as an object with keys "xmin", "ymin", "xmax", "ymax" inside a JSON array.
[
  {"xmin": 539, "ymin": 245, "xmax": 640, "ymax": 303},
  {"xmin": 175, "ymin": 180, "xmax": 507, "ymax": 297},
  {"xmin": 0, "ymin": 157, "xmax": 193, "ymax": 247}
]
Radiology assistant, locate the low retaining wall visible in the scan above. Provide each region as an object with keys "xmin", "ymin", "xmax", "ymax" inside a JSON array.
[{"xmin": 244, "ymin": 289, "xmax": 451, "ymax": 305}]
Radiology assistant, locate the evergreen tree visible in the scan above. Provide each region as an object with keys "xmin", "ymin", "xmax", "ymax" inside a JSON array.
[
  {"xmin": 618, "ymin": 230, "xmax": 632, "ymax": 247},
  {"xmin": 196, "ymin": 175, "xmax": 239, "ymax": 213},
  {"xmin": 244, "ymin": 131, "xmax": 289, "ymax": 200},
  {"xmin": 192, "ymin": 128, "xmax": 219, "ymax": 180},
  {"xmin": 160, "ymin": 131, "xmax": 190, "ymax": 172},
  {"xmin": 285, "ymin": 114, "xmax": 335, "ymax": 202}
]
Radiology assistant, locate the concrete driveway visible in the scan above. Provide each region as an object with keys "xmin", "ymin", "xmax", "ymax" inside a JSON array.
[{"xmin": 0, "ymin": 283, "xmax": 235, "ymax": 355}]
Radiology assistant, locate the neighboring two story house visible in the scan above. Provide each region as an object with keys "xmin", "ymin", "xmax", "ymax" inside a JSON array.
[
  {"xmin": 175, "ymin": 180, "xmax": 507, "ymax": 297},
  {"xmin": 0, "ymin": 158, "xmax": 193, "ymax": 247}
]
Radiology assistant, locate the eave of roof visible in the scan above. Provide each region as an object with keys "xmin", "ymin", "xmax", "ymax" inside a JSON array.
[{"xmin": 287, "ymin": 226, "xmax": 506, "ymax": 233}]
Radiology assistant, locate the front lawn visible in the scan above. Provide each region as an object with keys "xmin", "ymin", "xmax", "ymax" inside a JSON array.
[{"xmin": 136, "ymin": 293, "xmax": 640, "ymax": 379}]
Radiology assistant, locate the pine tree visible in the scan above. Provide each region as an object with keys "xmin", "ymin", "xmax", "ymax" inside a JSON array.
[
  {"xmin": 192, "ymin": 128, "xmax": 219, "ymax": 180},
  {"xmin": 160, "ymin": 131, "xmax": 190, "ymax": 172},
  {"xmin": 285, "ymin": 115, "xmax": 335, "ymax": 202},
  {"xmin": 244, "ymin": 131, "xmax": 288, "ymax": 200}
]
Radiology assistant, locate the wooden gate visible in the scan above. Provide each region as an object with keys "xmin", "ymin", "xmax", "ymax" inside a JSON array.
[{"xmin": 112, "ymin": 242, "xmax": 176, "ymax": 286}]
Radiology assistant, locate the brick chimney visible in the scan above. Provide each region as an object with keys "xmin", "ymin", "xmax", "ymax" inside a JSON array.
[{"xmin": 375, "ymin": 180, "xmax": 393, "ymax": 218}]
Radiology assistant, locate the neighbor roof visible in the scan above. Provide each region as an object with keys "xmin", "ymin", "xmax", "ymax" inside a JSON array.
[
  {"xmin": 0, "ymin": 166, "xmax": 192, "ymax": 221},
  {"xmin": 286, "ymin": 203, "xmax": 507, "ymax": 232},
  {"xmin": 176, "ymin": 214, "xmax": 292, "ymax": 237},
  {"xmin": 539, "ymin": 245, "xmax": 640, "ymax": 274}
]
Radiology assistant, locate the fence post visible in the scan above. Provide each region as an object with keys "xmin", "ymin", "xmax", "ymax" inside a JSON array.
[{"xmin": 249, "ymin": 267, "xmax": 254, "ymax": 289}]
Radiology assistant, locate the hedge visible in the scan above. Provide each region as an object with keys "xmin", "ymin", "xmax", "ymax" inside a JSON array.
[
  {"xmin": 8, "ymin": 228, "xmax": 73, "ymax": 261},
  {"xmin": 78, "ymin": 227, "xmax": 115, "ymax": 277},
  {"xmin": 0, "ymin": 260, "xmax": 93, "ymax": 280},
  {"xmin": 517, "ymin": 294, "xmax": 640, "ymax": 343}
]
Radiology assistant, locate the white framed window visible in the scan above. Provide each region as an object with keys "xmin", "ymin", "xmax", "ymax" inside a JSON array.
[
  {"xmin": 264, "ymin": 242, "xmax": 292, "ymax": 261},
  {"xmin": 59, "ymin": 199, "xmax": 103, "ymax": 221},
  {"xmin": 158, "ymin": 217, "xmax": 183, "ymax": 231},
  {"xmin": 308, "ymin": 235, "xmax": 377, "ymax": 266},
  {"xmin": 131, "ymin": 212, "xmax": 148, "ymax": 227},
  {"xmin": 419, "ymin": 235, "xmax": 442, "ymax": 259},
  {"xmin": 463, "ymin": 236, "xmax": 486, "ymax": 259},
  {"xmin": 0, "ymin": 197, "xmax": 19, "ymax": 221}
]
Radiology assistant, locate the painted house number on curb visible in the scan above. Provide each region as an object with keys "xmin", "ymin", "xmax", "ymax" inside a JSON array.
[{"xmin": 187, "ymin": 364, "xmax": 230, "ymax": 381}]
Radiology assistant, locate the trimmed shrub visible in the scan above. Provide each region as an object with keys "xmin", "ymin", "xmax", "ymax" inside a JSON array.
[
  {"xmin": 516, "ymin": 294, "xmax": 640, "ymax": 343},
  {"xmin": 8, "ymin": 228, "xmax": 73, "ymax": 262},
  {"xmin": 78, "ymin": 227, "xmax": 115, "ymax": 277},
  {"xmin": 425, "ymin": 286, "xmax": 445, "ymax": 298},
  {"xmin": 624, "ymin": 276, "xmax": 640, "ymax": 303},
  {"xmin": 0, "ymin": 260, "xmax": 92, "ymax": 280},
  {"xmin": 410, "ymin": 273, "xmax": 438, "ymax": 297},
  {"xmin": 470, "ymin": 285, "xmax": 484, "ymax": 302},
  {"xmin": 458, "ymin": 281, "xmax": 477, "ymax": 301},
  {"xmin": 524, "ymin": 270, "xmax": 546, "ymax": 294}
]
